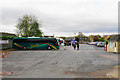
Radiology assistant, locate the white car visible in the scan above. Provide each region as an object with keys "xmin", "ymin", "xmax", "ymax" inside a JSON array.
[{"xmin": 97, "ymin": 42, "xmax": 105, "ymax": 47}]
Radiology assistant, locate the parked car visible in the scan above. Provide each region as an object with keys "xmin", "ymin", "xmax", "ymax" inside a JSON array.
[
  {"xmin": 60, "ymin": 38, "xmax": 64, "ymax": 45},
  {"xmin": 56, "ymin": 38, "xmax": 64, "ymax": 45},
  {"xmin": 64, "ymin": 39, "xmax": 72, "ymax": 46},
  {"xmin": 88, "ymin": 42, "xmax": 96, "ymax": 45},
  {"xmin": 94, "ymin": 42, "xmax": 100, "ymax": 46},
  {"xmin": 97, "ymin": 42, "xmax": 105, "ymax": 47},
  {"xmin": 86, "ymin": 42, "xmax": 90, "ymax": 44}
]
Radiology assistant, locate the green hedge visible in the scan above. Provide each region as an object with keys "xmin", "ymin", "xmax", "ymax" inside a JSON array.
[{"xmin": 0, "ymin": 36, "xmax": 15, "ymax": 40}]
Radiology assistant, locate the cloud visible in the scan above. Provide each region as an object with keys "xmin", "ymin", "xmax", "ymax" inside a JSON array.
[{"xmin": 1, "ymin": 0, "xmax": 118, "ymax": 36}]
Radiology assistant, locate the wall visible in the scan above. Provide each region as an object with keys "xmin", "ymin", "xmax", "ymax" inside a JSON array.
[
  {"xmin": 108, "ymin": 41, "xmax": 114, "ymax": 53},
  {"xmin": 108, "ymin": 41, "xmax": 120, "ymax": 53},
  {"xmin": 118, "ymin": 42, "xmax": 120, "ymax": 53}
]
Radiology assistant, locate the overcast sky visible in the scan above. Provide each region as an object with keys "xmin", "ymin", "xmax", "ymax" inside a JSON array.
[{"xmin": 0, "ymin": 0, "xmax": 118, "ymax": 37}]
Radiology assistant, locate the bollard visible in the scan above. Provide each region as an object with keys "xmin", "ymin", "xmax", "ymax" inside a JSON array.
[{"xmin": 2, "ymin": 51, "xmax": 5, "ymax": 58}]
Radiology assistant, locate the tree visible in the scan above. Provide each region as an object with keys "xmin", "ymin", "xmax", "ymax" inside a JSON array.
[
  {"xmin": 99, "ymin": 37, "xmax": 105, "ymax": 42},
  {"xmin": 88, "ymin": 35, "xmax": 101, "ymax": 42},
  {"xmin": 16, "ymin": 15, "xmax": 43, "ymax": 37},
  {"xmin": 107, "ymin": 36, "xmax": 111, "ymax": 40},
  {"xmin": 58, "ymin": 37, "xmax": 66, "ymax": 40},
  {"xmin": 77, "ymin": 32, "xmax": 85, "ymax": 38},
  {"xmin": 88, "ymin": 35, "xmax": 94, "ymax": 42}
]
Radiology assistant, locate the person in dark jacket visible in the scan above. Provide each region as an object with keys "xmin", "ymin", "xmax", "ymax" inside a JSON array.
[
  {"xmin": 75, "ymin": 37, "xmax": 79, "ymax": 50},
  {"xmin": 72, "ymin": 38, "xmax": 76, "ymax": 50}
]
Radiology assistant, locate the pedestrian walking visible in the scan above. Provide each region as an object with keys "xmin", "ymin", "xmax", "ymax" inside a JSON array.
[
  {"xmin": 76, "ymin": 42, "xmax": 79, "ymax": 50},
  {"xmin": 72, "ymin": 38, "xmax": 76, "ymax": 50},
  {"xmin": 75, "ymin": 37, "xmax": 80, "ymax": 50}
]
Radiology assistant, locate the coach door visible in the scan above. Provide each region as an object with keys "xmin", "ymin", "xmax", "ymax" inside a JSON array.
[{"xmin": 114, "ymin": 42, "xmax": 116, "ymax": 52}]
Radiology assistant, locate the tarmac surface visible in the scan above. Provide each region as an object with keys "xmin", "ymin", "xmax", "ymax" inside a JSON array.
[{"xmin": 2, "ymin": 44, "xmax": 119, "ymax": 78}]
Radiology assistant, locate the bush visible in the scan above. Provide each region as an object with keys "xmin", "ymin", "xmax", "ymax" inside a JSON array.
[
  {"xmin": 0, "ymin": 36, "xmax": 15, "ymax": 40},
  {"xmin": 99, "ymin": 37, "xmax": 105, "ymax": 42}
]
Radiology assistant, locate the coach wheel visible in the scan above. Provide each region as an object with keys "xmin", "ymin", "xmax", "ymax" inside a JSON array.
[
  {"xmin": 47, "ymin": 46, "xmax": 52, "ymax": 50},
  {"xmin": 24, "ymin": 47, "xmax": 27, "ymax": 50}
]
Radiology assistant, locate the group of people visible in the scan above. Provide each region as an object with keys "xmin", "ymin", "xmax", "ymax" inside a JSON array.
[{"xmin": 72, "ymin": 37, "xmax": 79, "ymax": 50}]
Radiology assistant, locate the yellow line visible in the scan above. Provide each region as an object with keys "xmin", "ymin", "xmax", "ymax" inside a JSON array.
[
  {"xmin": 14, "ymin": 43, "xmax": 22, "ymax": 48},
  {"xmin": 48, "ymin": 44, "xmax": 57, "ymax": 50}
]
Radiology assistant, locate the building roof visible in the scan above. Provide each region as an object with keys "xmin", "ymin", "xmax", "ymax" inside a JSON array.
[
  {"xmin": 108, "ymin": 34, "xmax": 120, "ymax": 42},
  {"xmin": 0, "ymin": 32, "xmax": 15, "ymax": 35},
  {"xmin": 0, "ymin": 32, "xmax": 16, "ymax": 37}
]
